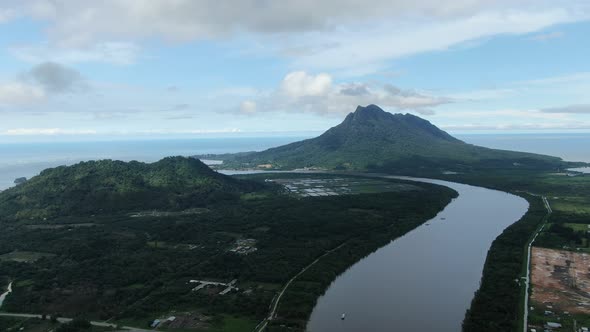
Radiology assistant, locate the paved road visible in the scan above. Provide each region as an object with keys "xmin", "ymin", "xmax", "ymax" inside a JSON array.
[
  {"xmin": 253, "ymin": 242, "xmax": 348, "ymax": 332},
  {"xmin": 0, "ymin": 312, "xmax": 153, "ymax": 332},
  {"xmin": 522, "ymin": 195, "xmax": 552, "ymax": 332}
]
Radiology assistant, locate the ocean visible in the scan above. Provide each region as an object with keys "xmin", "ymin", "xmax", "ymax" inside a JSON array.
[
  {"xmin": 0, "ymin": 133, "xmax": 589, "ymax": 190},
  {"xmin": 0, "ymin": 137, "xmax": 307, "ymax": 191}
]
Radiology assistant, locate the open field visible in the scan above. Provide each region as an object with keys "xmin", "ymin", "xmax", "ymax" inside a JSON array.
[
  {"xmin": 270, "ymin": 177, "xmax": 420, "ymax": 197},
  {"xmin": 531, "ymin": 247, "xmax": 590, "ymax": 314},
  {"xmin": 565, "ymin": 223, "xmax": 590, "ymax": 232}
]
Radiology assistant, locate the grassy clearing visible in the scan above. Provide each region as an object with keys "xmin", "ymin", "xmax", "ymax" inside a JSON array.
[
  {"xmin": 270, "ymin": 176, "xmax": 421, "ymax": 197},
  {"xmin": 238, "ymin": 281, "xmax": 281, "ymax": 291},
  {"xmin": 240, "ymin": 192, "xmax": 272, "ymax": 201},
  {"xmin": 564, "ymin": 223, "xmax": 590, "ymax": 232}
]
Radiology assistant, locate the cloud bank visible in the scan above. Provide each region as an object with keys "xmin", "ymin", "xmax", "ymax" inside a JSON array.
[
  {"xmin": 4, "ymin": 1, "xmax": 587, "ymax": 71},
  {"xmin": 541, "ymin": 104, "xmax": 590, "ymax": 114},
  {"xmin": 239, "ymin": 71, "xmax": 451, "ymax": 116}
]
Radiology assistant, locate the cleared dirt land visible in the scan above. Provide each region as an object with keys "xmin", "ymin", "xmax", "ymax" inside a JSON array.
[{"xmin": 531, "ymin": 247, "xmax": 590, "ymax": 314}]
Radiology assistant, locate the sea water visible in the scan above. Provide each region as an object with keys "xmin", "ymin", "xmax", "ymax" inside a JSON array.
[
  {"xmin": 0, "ymin": 137, "xmax": 308, "ymax": 190},
  {"xmin": 0, "ymin": 133, "xmax": 589, "ymax": 191}
]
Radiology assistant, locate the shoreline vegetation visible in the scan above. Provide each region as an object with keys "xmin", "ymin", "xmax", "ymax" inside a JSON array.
[
  {"xmin": 462, "ymin": 194, "xmax": 547, "ymax": 332},
  {"xmin": 403, "ymin": 168, "xmax": 590, "ymax": 331}
]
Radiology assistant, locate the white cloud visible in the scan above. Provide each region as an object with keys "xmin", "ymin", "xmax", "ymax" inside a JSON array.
[
  {"xmin": 529, "ymin": 31, "xmax": 564, "ymax": 41},
  {"xmin": 290, "ymin": 8, "xmax": 585, "ymax": 71},
  {"xmin": 0, "ymin": 8, "xmax": 16, "ymax": 23},
  {"xmin": 440, "ymin": 109, "xmax": 570, "ymax": 120},
  {"xmin": 443, "ymin": 122, "xmax": 590, "ymax": 131},
  {"xmin": 239, "ymin": 100, "xmax": 257, "ymax": 114},
  {"xmin": 0, "ymin": 1, "xmax": 491, "ymax": 42},
  {"xmin": 2, "ymin": 128, "xmax": 97, "ymax": 135},
  {"xmin": 541, "ymin": 104, "xmax": 590, "ymax": 114},
  {"xmin": 240, "ymin": 71, "xmax": 451, "ymax": 116},
  {"xmin": 0, "ymin": 82, "xmax": 46, "ymax": 106},
  {"xmin": 10, "ymin": 1, "xmax": 586, "ymax": 43},
  {"xmin": 448, "ymin": 88, "xmax": 517, "ymax": 101},
  {"xmin": 517, "ymin": 71, "xmax": 590, "ymax": 86},
  {"xmin": 138, "ymin": 128, "xmax": 241, "ymax": 135},
  {"xmin": 280, "ymin": 71, "xmax": 332, "ymax": 98},
  {"xmin": 10, "ymin": 42, "xmax": 140, "ymax": 65},
  {"xmin": 4, "ymin": 1, "xmax": 587, "ymax": 71}
]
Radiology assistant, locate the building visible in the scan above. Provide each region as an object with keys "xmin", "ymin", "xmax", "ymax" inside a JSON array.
[{"xmin": 545, "ymin": 322, "xmax": 562, "ymax": 329}]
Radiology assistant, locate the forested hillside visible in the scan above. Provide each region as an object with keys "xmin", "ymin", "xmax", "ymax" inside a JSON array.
[{"xmin": 0, "ymin": 157, "xmax": 262, "ymax": 221}]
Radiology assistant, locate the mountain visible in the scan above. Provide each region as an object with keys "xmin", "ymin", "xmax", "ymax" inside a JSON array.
[
  {"xmin": 208, "ymin": 104, "xmax": 563, "ymax": 171},
  {"xmin": 0, "ymin": 156, "xmax": 261, "ymax": 221}
]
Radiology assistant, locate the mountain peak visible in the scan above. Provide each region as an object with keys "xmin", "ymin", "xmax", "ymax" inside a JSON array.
[
  {"xmin": 339, "ymin": 104, "xmax": 459, "ymax": 142},
  {"xmin": 346, "ymin": 104, "xmax": 390, "ymax": 122},
  {"xmin": 206, "ymin": 104, "xmax": 562, "ymax": 171},
  {"xmin": 354, "ymin": 104, "xmax": 386, "ymax": 115}
]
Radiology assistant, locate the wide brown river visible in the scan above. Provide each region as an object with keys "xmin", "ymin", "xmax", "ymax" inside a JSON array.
[{"xmin": 306, "ymin": 176, "xmax": 529, "ymax": 332}]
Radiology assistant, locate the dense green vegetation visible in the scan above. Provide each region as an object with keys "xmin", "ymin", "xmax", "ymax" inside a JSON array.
[
  {"xmin": 203, "ymin": 105, "xmax": 563, "ymax": 171},
  {"xmin": 0, "ymin": 166, "xmax": 455, "ymax": 331},
  {"xmin": 0, "ymin": 157, "xmax": 263, "ymax": 221},
  {"xmin": 463, "ymin": 194, "xmax": 547, "ymax": 332}
]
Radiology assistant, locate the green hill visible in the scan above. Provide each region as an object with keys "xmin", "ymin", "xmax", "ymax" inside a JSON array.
[
  {"xmin": 208, "ymin": 104, "xmax": 563, "ymax": 171},
  {"xmin": 0, "ymin": 156, "xmax": 260, "ymax": 221}
]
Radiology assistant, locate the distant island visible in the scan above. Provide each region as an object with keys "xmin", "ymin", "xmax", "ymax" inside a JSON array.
[{"xmin": 199, "ymin": 104, "xmax": 574, "ymax": 173}]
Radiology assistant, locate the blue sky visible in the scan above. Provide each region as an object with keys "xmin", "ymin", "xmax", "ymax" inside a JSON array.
[{"xmin": 1, "ymin": 1, "xmax": 590, "ymax": 141}]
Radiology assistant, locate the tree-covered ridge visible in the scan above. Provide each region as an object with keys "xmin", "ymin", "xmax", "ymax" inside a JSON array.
[
  {"xmin": 204, "ymin": 105, "xmax": 564, "ymax": 171},
  {"xmin": 0, "ymin": 156, "xmax": 262, "ymax": 221}
]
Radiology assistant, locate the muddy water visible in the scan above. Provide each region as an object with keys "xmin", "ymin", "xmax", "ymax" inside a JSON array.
[{"xmin": 306, "ymin": 176, "xmax": 529, "ymax": 332}]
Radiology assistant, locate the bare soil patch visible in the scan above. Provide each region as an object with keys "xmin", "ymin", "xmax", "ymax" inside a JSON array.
[{"xmin": 531, "ymin": 247, "xmax": 590, "ymax": 314}]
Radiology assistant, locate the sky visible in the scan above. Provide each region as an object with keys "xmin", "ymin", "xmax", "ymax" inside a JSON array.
[{"xmin": 1, "ymin": 0, "xmax": 590, "ymax": 141}]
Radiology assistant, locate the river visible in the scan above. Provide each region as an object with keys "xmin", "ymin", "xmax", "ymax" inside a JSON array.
[
  {"xmin": 568, "ymin": 167, "xmax": 590, "ymax": 174},
  {"xmin": 0, "ymin": 282, "xmax": 12, "ymax": 309},
  {"xmin": 306, "ymin": 176, "xmax": 529, "ymax": 332}
]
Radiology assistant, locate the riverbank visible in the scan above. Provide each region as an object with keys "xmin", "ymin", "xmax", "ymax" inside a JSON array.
[
  {"xmin": 0, "ymin": 282, "xmax": 12, "ymax": 308},
  {"xmin": 408, "ymin": 168, "xmax": 590, "ymax": 331},
  {"xmin": 304, "ymin": 176, "xmax": 528, "ymax": 332},
  {"xmin": 244, "ymin": 174, "xmax": 458, "ymax": 331},
  {"xmin": 463, "ymin": 194, "xmax": 547, "ymax": 332}
]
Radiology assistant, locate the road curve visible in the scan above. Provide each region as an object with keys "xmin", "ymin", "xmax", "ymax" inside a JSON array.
[
  {"xmin": 253, "ymin": 242, "xmax": 348, "ymax": 332},
  {"xmin": 522, "ymin": 195, "xmax": 552, "ymax": 332}
]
